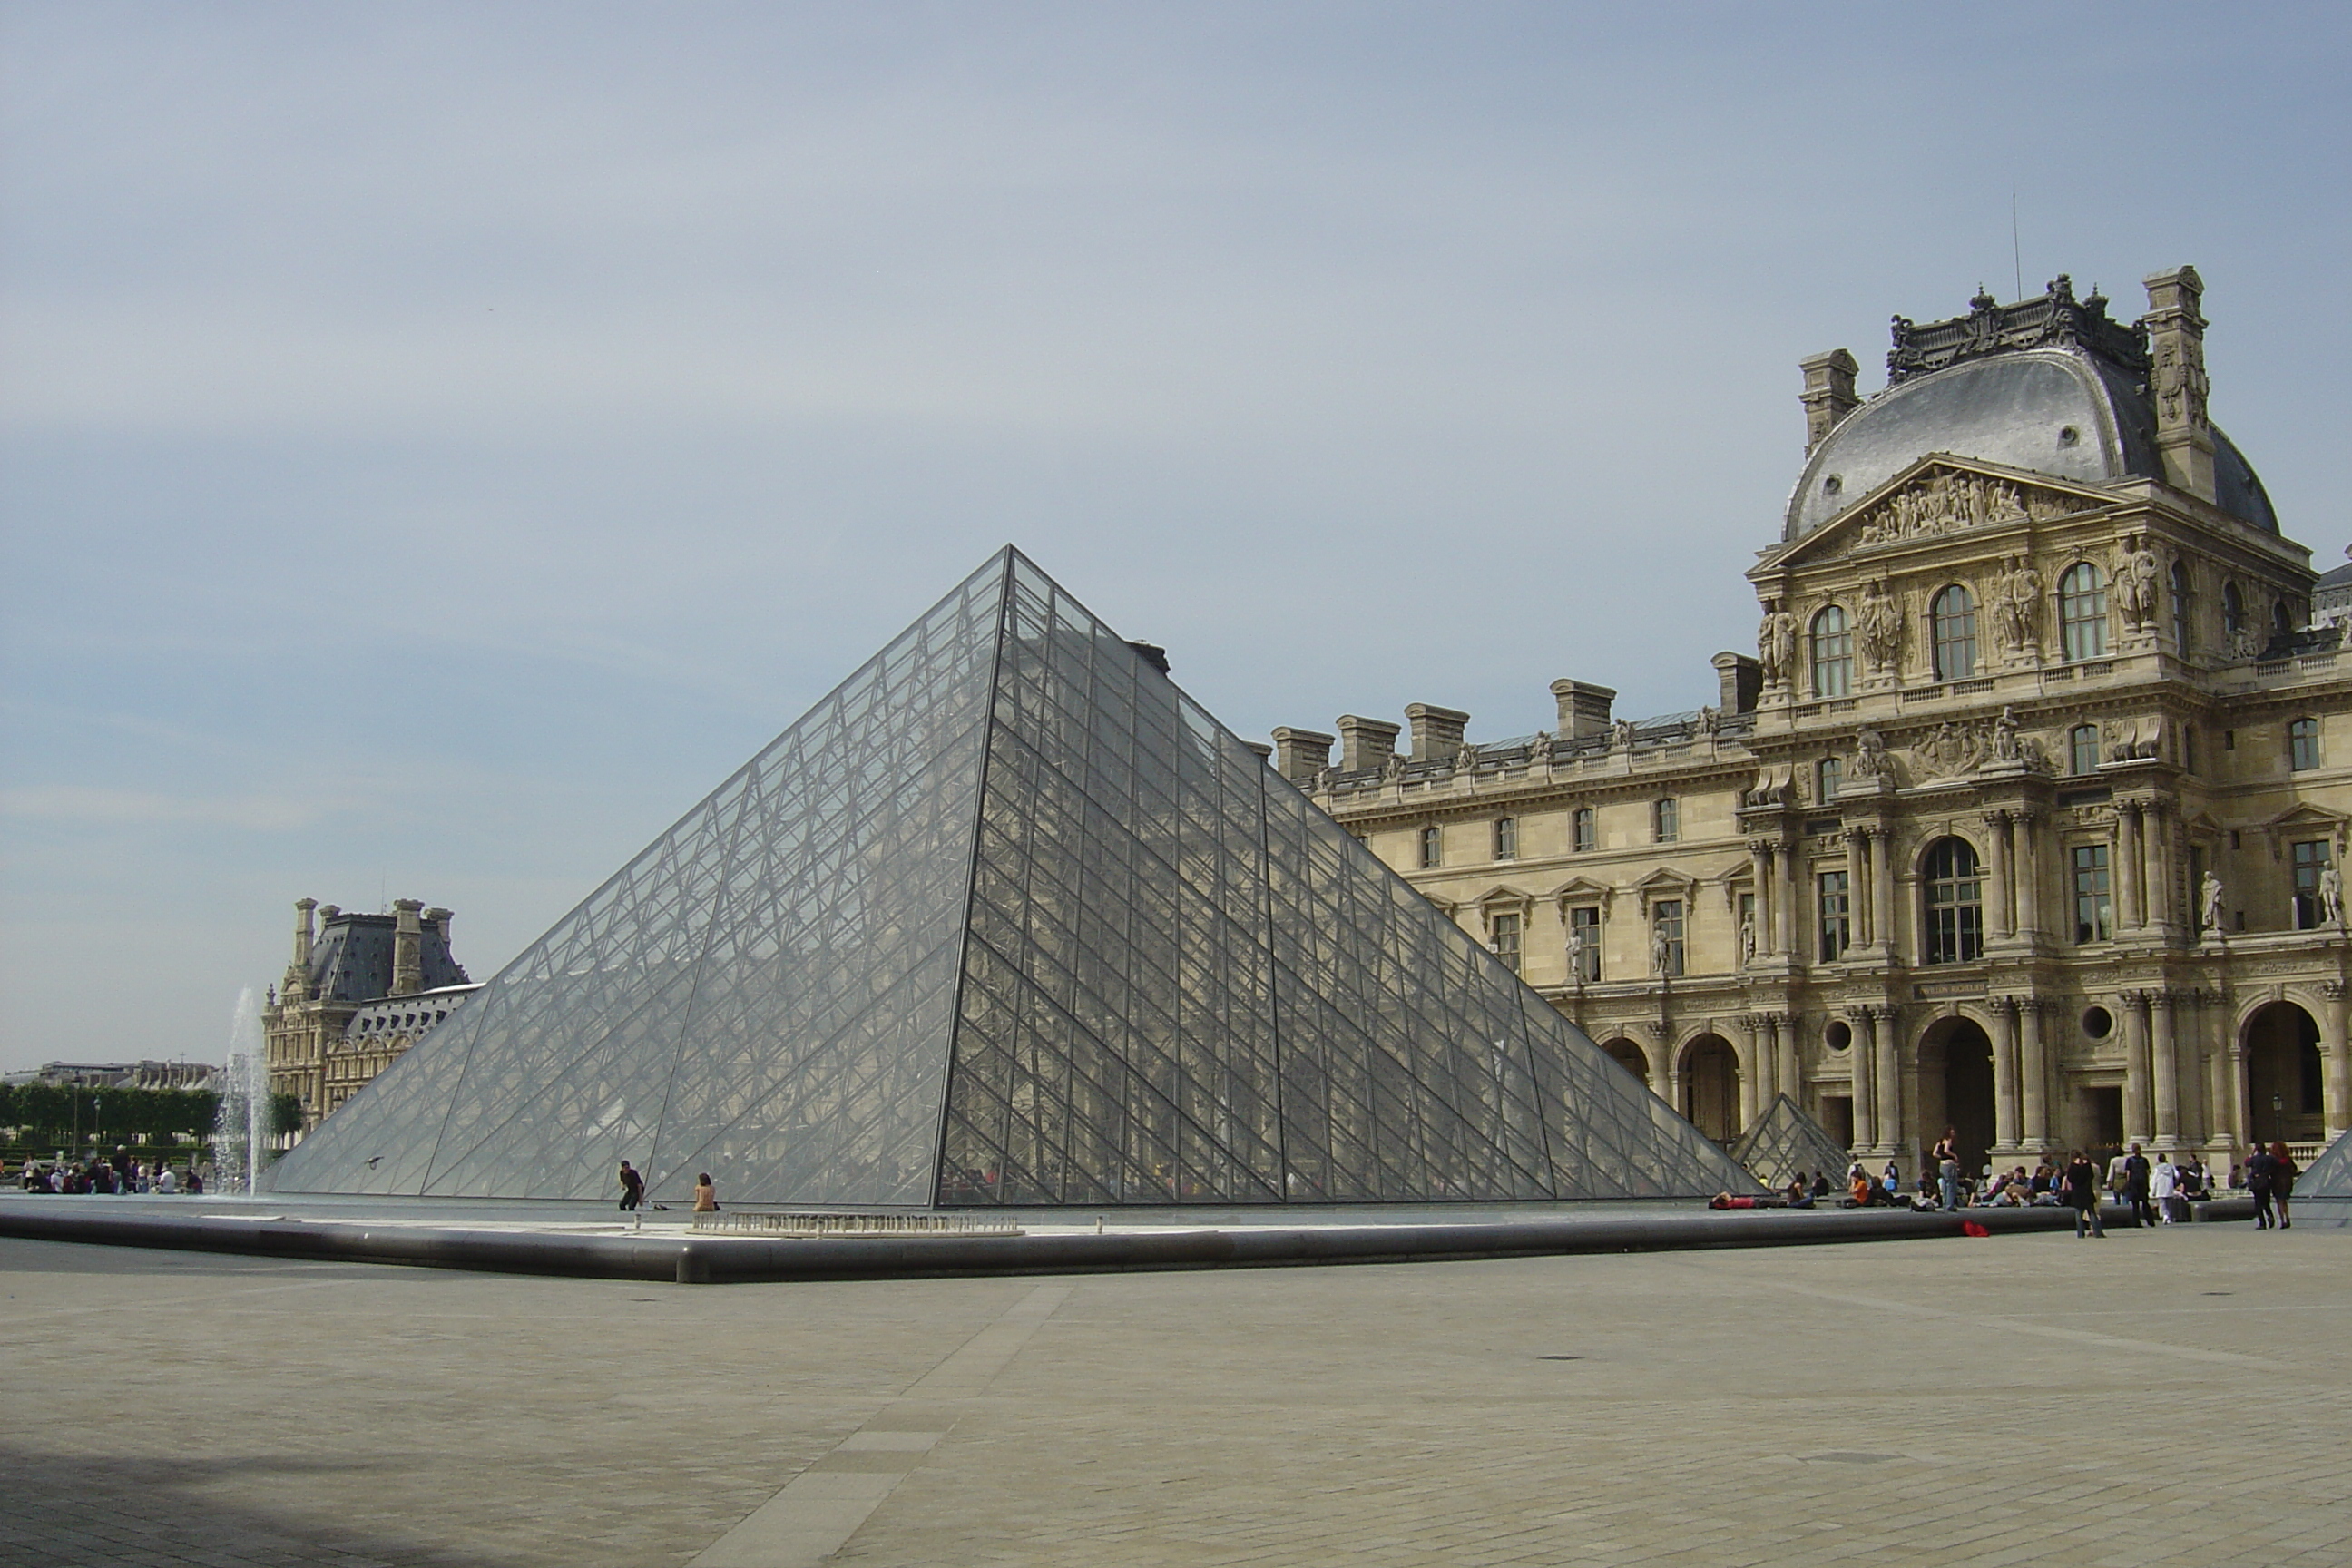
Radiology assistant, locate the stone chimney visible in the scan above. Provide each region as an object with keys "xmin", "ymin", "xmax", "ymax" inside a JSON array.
[
  {"xmin": 390, "ymin": 898, "xmax": 425, "ymax": 997},
  {"xmin": 1549, "ymin": 680, "xmax": 1616, "ymax": 740},
  {"xmin": 1711, "ymin": 652, "xmax": 1763, "ymax": 715},
  {"xmin": 1336, "ymin": 715, "xmax": 1401, "ymax": 773},
  {"xmin": 1405, "ymin": 704, "xmax": 1469, "ymax": 761},
  {"xmin": 1798, "ymin": 348, "xmax": 1861, "ymax": 453},
  {"xmin": 1242, "ymin": 741, "xmax": 1272, "ymax": 765},
  {"xmin": 425, "ymin": 906, "xmax": 453, "ymax": 952},
  {"xmin": 2142, "ymin": 266, "xmax": 2215, "ymax": 504},
  {"xmin": 1270, "ymin": 726, "xmax": 1335, "ymax": 785},
  {"xmin": 283, "ymin": 898, "xmax": 318, "ymax": 1003}
]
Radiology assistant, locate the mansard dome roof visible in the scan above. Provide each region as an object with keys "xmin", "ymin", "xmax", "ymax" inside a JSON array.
[{"xmin": 1785, "ymin": 279, "xmax": 2277, "ymax": 543}]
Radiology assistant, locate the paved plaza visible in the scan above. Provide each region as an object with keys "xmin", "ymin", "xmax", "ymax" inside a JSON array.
[{"xmin": 2, "ymin": 1223, "xmax": 2347, "ymax": 1567}]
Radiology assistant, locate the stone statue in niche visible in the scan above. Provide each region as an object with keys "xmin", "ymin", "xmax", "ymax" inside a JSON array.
[
  {"xmin": 1759, "ymin": 601, "xmax": 1799, "ymax": 685},
  {"xmin": 1850, "ymin": 726, "xmax": 1892, "ymax": 780},
  {"xmin": 2324, "ymin": 867, "xmax": 2345, "ymax": 928},
  {"xmin": 1991, "ymin": 705, "xmax": 2022, "ymax": 762},
  {"xmin": 2200, "ymin": 872, "xmax": 2225, "ymax": 936},
  {"xmin": 1994, "ymin": 556, "xmax": 2043, "ymax": 651},
  {"xmin": 2116, "ymin": 536, "xmax": 2161, "ymax": 631},
  {"xmin": 1856, "ymin": 581, "xmax": 1905, "ymax": 671},
  {"xmin": 1739, "ymin": 911, "xmax": 1757, "ymax": 962},
  {"xmin": 1651, "ymin": 921, "xmax": 1672, "ymax": 976}
]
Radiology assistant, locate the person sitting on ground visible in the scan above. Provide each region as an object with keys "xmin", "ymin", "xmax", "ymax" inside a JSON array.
[
  {"xmin": 1708, "ymin": 1191, "xmax": 1787, "ymax": 1210},
  {"xmin": 1809, "ymin": 1171, "xmax": 1833, "ymax": 1200},
  {"xmin": 155, "ymin": 1164, "xmax": 178, "ymax": 1194},
  {"xmin": 1781, "ymin": 1177, "xmax": 1815, "ymax": 1209},
  {"xmin": 693, "ymin": 1172, "xmax": 720, "ymax": 1213}
]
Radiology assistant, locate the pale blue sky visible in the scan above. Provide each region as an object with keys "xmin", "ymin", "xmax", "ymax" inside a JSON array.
[{"xmin": 4, "ymin": 2, "xmax": 2347, "ymax": 1069}]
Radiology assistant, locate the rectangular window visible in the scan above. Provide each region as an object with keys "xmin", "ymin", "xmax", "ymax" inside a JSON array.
[
  {"xmin": 1493, "ymin": 817, "xmax": 1517, "ymax": 860},
  {"xmin": 2290, "ymin": 718, "xmax": 2321, "ymax": 771},
  {"xmin": 1654, "ymin": 798, "xmax": 1679, "ymax": 844},
  {"xmin": 2293, "ymin": 838, "xmax": 2331, "ymax": 929},
  {"xmin": 1489, "ymin": 912, "xmax": 1522, "ymax": 973},
  {"xmin": 1818, "ymin": 871, "xmax": 1850, "ymax": 962},
  {"xmin": 1572, "ymin": 807, "xmax": 1596, "ymax": 852},
  {"xmin": 1418, "ymin": 825, "xmax": 1442, "ymax": 868},
  {"xmin": 1652, "ymin": 900, "xmax": 1685, "ymax": 977},
  {"xmin": 2073, "ymin": 843, "xmax": 2112, "ymax": 944},
  {"xmin": 1569, "ymin": 906, "xmax": 1602, "ymax": 982}
]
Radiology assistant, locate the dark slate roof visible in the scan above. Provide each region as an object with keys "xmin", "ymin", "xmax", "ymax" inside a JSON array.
[
  {"xmin": 1785, "ymin": 279, "xmax": 2277, "ymax": 542},
  {"xmin": 307, "ymin": 913, "xmax": 471, "ymax": 1004}
]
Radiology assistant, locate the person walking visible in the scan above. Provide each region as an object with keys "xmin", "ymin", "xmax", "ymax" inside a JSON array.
[
  {"xmin": 2271, "ymin": 1142, "xmax": 2299, "ymax": 1230},
  {"xmin": 2063, "ymin": 1150, "xmax": 2104, "ymax": 1238},
  {"xmin": 617, "ymin": 1159, "xmax": 647, "ymax": 1212},
  {"xmin": 2246, "ymin": 1142, "xmax": 2278, "ymax": 1230},
  {"xmin": 2122, "ymin": 1143, "xmax": 2154, "ymax": 1228},
  {"xmin": 2151, "ymin": 1155, "xmax": 2181, "ymax": 1224}
]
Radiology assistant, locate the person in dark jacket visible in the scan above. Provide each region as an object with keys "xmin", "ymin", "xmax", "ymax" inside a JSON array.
[
  {"xmin": 617, "ymin": 1160, "xmax": 647, "ymax": 1212},
  {"xmin": 2122, "ymin": 1143, "xmax": 2154, "ymax": 1228},
  {"xmin": 2269, "ymin": 1142, "xmax": 2299, "ymax": 1230},
  {"xmin": 2246, "ymin": 1143, "xmax": 2278, "ymax": 1230},
  {"xmin": 2063, "ymin": 1150, "xmax": 2104, "ymax": 1238}
]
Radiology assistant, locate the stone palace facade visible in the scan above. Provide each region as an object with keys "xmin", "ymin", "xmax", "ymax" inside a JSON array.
[
  {"xmin": 264, "ymin": 897, "xmax": 479, "ymax": 1129},
  {"xmin": 1273, "ymin": 268, "xmax": 2350, "ymax": 1181}
]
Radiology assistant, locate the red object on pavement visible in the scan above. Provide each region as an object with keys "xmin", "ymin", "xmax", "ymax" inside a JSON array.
[{"xmin": 1960, "ymin": 1220, "xmax": 1991, "ymax": 1237}]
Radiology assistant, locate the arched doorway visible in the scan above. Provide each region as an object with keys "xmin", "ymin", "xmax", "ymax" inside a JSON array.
[
  {"xmin": 1919, "ymin": 1015, "xmax": 1996, "ymax": 1177},
  {"xmin": 2243, "ymin": 1001, "xmax": 2325, "ymax": 1145},
  {"xmin": 1601, "ymin": 1038, "xmax": 1651, "ymax": 1090},
  {"xmin": 1681, "ymin": 1034, "xmax": 1740, "ymax": 1143}
]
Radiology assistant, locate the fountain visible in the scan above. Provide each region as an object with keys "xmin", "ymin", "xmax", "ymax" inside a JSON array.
[{"xmin": 212, "ymin": 986, "xmax": 270, "ymax": 1194}]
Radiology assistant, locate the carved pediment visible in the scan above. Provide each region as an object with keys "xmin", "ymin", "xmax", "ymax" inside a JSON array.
[{"xmin": 1767, "ymin": 456, "xmax": 2111, "ymax": 568}]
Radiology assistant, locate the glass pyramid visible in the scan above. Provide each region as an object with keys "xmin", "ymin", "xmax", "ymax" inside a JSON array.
[
  {"xmin": 271, "ymin": 548, "xmax": 1755, "ymax": 1207},
  {"xmin": 1726, "ymin": 1093, "xmax": 1852, "ymax": 1191},
  {"xmin": 2293, "ymin": 1130, "xmax": 2352, "ymax": 1199}
]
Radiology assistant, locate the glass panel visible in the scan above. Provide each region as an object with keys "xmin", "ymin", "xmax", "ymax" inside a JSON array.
[{"xmin": 1727, "ymin": 1093, "xmax": 1851, "ymax": 1191}]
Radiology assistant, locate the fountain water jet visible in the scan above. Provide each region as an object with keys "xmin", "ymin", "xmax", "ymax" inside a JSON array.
[{"xmin": 212, "ymin": 986, "xmax": 270, "ymax": 1194}]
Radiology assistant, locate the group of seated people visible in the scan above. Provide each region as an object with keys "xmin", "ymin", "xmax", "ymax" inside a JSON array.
[{"xmin": 1707, "ymin": 1154, "xmax": 2228, "ymax": 1213}]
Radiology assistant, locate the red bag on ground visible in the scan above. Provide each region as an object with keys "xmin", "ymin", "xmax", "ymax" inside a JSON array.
[{"xmin": 1960, "ymin": 1220, "xmax": 1991, "ymax": 1237}]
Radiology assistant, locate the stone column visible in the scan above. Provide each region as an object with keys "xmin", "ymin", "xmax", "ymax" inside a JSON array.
[
  {"xmin": 1873, "ymin": 1004, "xmax": 1904, "ymax": 1162},
  {"xmin": 1749, "ymin": 841, "xmax": 1775, "ymax": 957},
  {"xmin": 2327, "ymin": 983, "xmax": 2352, "ymax": 1142},
  {"xmin": 1872, "ymin": 828, "xmax": 1898, "ymax": 959},
  {"xmin": 2224, "ymin": 1019, "xmax": 2249, "ymax": 1152},
  {"xmin": 1849, "ymin": 1008, "xmax": 1877, "ymax": 1152},
  {"xmin": 2015, "ymin": 808, "xmax": 2044, "ymax": 940},
  {"xmin": 1983, "ymin": 811, "xmax": 2014, "ymax": 940},
  {"xmin": 2115, "ymin": 808, "xmax": 2143, "ymax": 931},
  {"xmin": 1992, "ymin": 996, "xmax": 2022, "ymax": 1158},
  {"xmin": 1733, "ymin": 1016, "xmax": 1762, "ymax": 1129},
  {"xmin": 2142, "ymin": 801, "xmax": 2174, "ymax": 937},
  {"xmin": 1776, "ymin": 841, "xmax": 1798, "ymax": 958},
  {"xmin": 1847, "ymin": 828, "xmax": 1871, "ymax": 948},
  {"xmin": 1776, "ymin": 1012, "xmax": 1800, "ymax": 1108},
  {"xmin": 2019, "ymin": 997, "xmax": 2050, "ymax": 1150},
  {"xmin": 2151, "ymin": 990, "xmax": 2181, "ymax": 1150},
  {"xmin": 2122, "ymin": 989, "xmax": 2153, "ymax": 1144}
]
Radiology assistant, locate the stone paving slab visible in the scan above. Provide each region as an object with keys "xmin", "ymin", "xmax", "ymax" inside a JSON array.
[{"xmin": 2, "ymin": 1224, "xmax": 2346, "ymax": 1566}]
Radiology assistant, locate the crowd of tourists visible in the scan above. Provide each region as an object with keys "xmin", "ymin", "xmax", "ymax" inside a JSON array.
[{"xmin": 10, "ymin": 1148, "xmax": 209, "ymax": 1194}]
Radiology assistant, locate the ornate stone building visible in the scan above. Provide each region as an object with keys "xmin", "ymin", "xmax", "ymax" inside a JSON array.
[
  {"xmin": 1275, "ymin": 268, "xmax": 2347, "ymax": 1181},
  {"xmin": 263, "ymin": 898, "xmax": 478, "ymax": 1129}
]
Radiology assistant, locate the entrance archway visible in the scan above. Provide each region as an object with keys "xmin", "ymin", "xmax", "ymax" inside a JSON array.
[
  {"xmin": 1601, "ymin": 1038, "xmax": 1651, "ymax": 1090},
  {"xmin": 1681, "ymin": 1034, "xmax": 1740, "ymax": 1143},
  {"xmin": 1919, "ymin": 1015, "xmax": 1996, "ymax": 1177},
  {"xmin": 2243, "ymin": 1001, "xmax": 2325, "ymax": 1145}
]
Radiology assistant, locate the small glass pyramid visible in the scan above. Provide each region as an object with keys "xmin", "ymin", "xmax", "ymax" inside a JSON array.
[
  {"xmin": 2292, "ymin": 1130, "xmax": 2352, "ymax": 1199},
  {"xmin": 1726, "ymin": 1093, "xmax": 1852, "ymax": 1191},
  {"xmin": 271, "ymin": 548, "xmax": 1755, "ymax": 1206}
]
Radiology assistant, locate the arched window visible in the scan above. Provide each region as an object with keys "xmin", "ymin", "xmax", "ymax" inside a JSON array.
[
  {"xmin": 1817, "ymin": 755, "xmax": 1842, "ymax": 802},
  {"xmin": 2170, "ymin": 561, "xmax": 2192, "ymax": 652},
  {"xmin": 1931, "ymin": 585, "xmax": 1977, "ymax": 680},
  {"xmin": 2058, "ymin": 563, "xmax": 2107, "ymax": 662},
  {"xmin": 1653, "ymin": 798, "xmax": 1680, "ymax": 843},
  {"xmin": 1417, "ymin": 825, "xmax": 1442, "ymax": 868},
  {"xmin": 2069, "ymin": 723, "xmax": 2100, "ymax": 776},
  {"xmin": 2289, "ymin": 717, "xmax": 2321, "ymax": 771},
  {"xmin": 1810, "ymin": 605, "xmax": 1854, "ymax": 698},
  {"xmin": 2223, "ymin": 581, "xmax": 2246, "ymax": 636},
  {"xmin": 1493, "ymin": 817, "xmax": 1517, "ymax": 860},
  {"xmin": 1921, "ymin": 837, "xmax": 1984, "ymax": 965},
  {"xmin": 2274, "ymin": 599, "xmax": 2294, "ymax": 638},
  {"xmin": 1572, "ymin": 806, "xmax": 1596, "ymax": 852}
]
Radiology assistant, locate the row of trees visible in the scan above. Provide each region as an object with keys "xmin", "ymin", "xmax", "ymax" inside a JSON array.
[{"xmin": 0, "ymin": 1083, "xmax": 302, "ymax": 1146}]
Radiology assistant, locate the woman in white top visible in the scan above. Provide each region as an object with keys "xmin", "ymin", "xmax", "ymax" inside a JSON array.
[{"xmin": 2151, "ymin": 1157, "xmax": 2181, "ymax": 1224}]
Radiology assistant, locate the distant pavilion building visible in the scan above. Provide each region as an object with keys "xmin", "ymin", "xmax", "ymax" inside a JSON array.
[{"xmin": 264, "ymin": 898, "xmax": 477, "ymax": 1129}]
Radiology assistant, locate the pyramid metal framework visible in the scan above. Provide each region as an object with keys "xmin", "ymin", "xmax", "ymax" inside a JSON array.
[
  {"xmin": 2294, "ymin": 1130, "xmax": 2352, "ymax": 1199},
  {"xmin": 270, "ymin": 548, "xmax": 1755, "ymax": 1207},
  {"xmin": 1726, "ymin": 1093, "xmax": 1852, "ymax": 1191}
]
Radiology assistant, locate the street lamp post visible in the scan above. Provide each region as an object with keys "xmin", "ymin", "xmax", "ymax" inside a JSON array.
[{"xmin": 2272, "ymin": 1092, "xmax": 2285, "ymax": 1145}]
